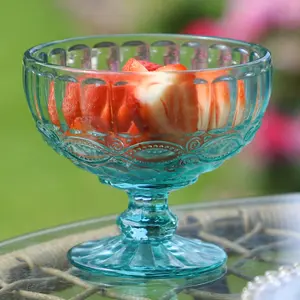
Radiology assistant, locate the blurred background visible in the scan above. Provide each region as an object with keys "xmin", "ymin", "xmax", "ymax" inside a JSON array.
[{"xmin": 2, "ymin": 0, "xmax": 300, "ymax": 240}]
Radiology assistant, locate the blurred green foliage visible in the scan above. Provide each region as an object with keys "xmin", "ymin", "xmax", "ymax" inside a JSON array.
[{"xmin": 138, "ymin": 0, "xmax": 225, "ymax": 33}]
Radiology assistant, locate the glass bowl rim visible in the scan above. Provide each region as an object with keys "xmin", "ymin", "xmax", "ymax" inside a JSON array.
[{"xmin": 23, "ymin": 33, "xmax": 271, "ymax": 75}]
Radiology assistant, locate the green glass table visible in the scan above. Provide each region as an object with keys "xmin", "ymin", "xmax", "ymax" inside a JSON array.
[{"xmin": 1, "ymin": 193, "xmax": 300, "ymax": 300}]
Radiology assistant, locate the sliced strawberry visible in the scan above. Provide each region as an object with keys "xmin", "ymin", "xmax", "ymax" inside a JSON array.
[
  {"xmin": 156, "ymin": 64, "xmax": 195, "ymax": 83},
  {"xmin": 195, "ymin": 83, "xmax": 211, "ymax": 131},
  {"xmin": 48, "ymin": 81, "xmax": 81, "ymax": 127},
  {"xmin": 156, "ymin": 64, "xmax": 187, "ymax": 72},
  {"xmin": 110, "ymin": 84, "xmax": 134, "ymax": 132},
  {"xmin": 80, "ymin": 83, "xmax": 111, "ymax": 132},
  {"xmin": 133, "ymin": 63, "xmax": 199, "ymax": 135},
  {"xmin": 126, "ymin": 87, "xmax": 146, "ymax": 132},
  {"xmin": 195, "ymin": 70, "xmax": 245, "ymax": 130},
  {"xmin": 79, "ymin": 76, "xmax": 143, "ymax": 134},
  {"xmin": 70, "ymin": 116, "xmax": 93, "ymax": 131},
  {"xmin": 209, "ymin": 80, "xmax": 231, "ymax": 130},
  {"xmin": 128, "ymin": 122, "xmax": 141, "ymax": 135},
  {"xmin": 48, "ymin": 76, "xmax": 136, "ymax": 134},
  {"xmin": 209, "ymin": 78, "xmax": 245, "ymax": 129},
  {"xmin": 122, "ymin": 58, "xmax": 162, "ymax": 72},
  {"xmin": 138, "ymin": 60, "xmax": 162, "ymax": 71},
  {"xmin": 122, "ymin": 58, "xmax": 149, "ymax": 72},
  {"xmin": 48, "ymin": 82, "xmax": 60, "ymax": 126},
  {"xmin": 69, "ymin": 116, "xmax": 103, "ymax": 132},
  {"xmin": 80, "ymin": 84, "xmax": 108, "ymax": 119},
  {"xmin": 62, "ymin": 83, "xmax": 82, "ymax": 126},
  {"xmin": 233, "ymin": 81, "xmax": 245, "ymax": 126}
]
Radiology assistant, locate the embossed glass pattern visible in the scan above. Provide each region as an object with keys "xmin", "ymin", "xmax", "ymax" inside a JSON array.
[{"xmin": 23, "ymin": 34, "xmax": 272, "ymax": 282}]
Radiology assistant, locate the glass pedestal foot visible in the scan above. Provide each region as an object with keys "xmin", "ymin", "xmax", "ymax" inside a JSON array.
[{"xmin": 68, "ymin": 234, "xmax": 227, "ymax": 280}]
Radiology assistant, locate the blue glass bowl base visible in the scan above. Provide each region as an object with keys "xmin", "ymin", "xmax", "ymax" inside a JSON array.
[
  {"xmin": 70, "ymin": 264, "xmax": 227, "ymax": 300},
  {"xmin": 67, "ymin": 234, "xmax": 227, "ymax": 280}
]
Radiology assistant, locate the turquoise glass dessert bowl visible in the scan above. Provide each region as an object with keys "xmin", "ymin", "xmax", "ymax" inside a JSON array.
[{"xmin": 23, "ymin": 34, "xmax": 272, "ymax": 281}]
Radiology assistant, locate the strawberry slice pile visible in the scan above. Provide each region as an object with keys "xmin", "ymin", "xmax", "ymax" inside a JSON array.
[
  {"xmin": 123, "ymin": 58, "xmax": 162, "ymax": 72},
  {"xmin": 47, "ymin": 58, "xmax": 245, "ymax": 143}
]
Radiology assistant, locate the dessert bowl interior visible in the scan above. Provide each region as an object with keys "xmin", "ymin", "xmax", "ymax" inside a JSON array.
[{"xmin": 23, "ymin": 34, "xmax": 272, "ymax": 191}]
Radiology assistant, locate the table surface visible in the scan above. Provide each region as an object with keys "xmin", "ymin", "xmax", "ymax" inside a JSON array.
[{"xmin": 1, "ymin": 193, "xmax": 300, "ymax": 300}]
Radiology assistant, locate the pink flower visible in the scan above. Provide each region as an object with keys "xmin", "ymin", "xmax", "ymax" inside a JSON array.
[
  {"xmin": 182, "ymin": 0, "xmax": 300, "ymax": 42},
  {"xmin": 251, "ymin": 110, "xmax": 300, "ymax": 163},
  {"xmin": 221, "ymin": 0, "xmax": 300, "ymax": 41},
  {"xmin": 181, "ymin": 19, "xmax": 225, "ymax": 37}
]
